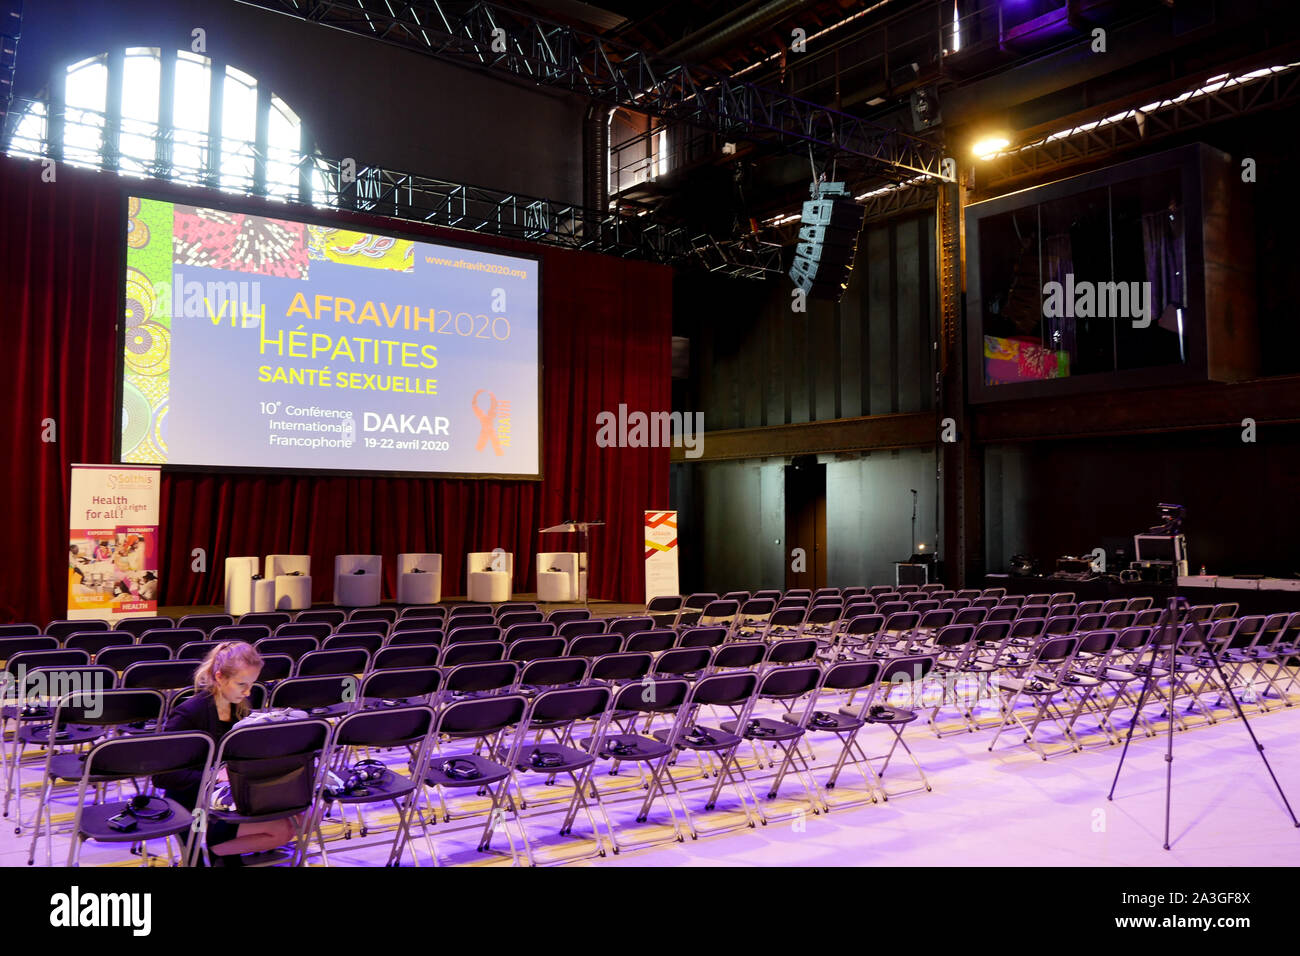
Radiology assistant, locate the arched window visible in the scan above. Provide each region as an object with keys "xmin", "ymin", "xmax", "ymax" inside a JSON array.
[{"xmin": 6, "ymin": 48, "xmax": 310, "ymax": 200}]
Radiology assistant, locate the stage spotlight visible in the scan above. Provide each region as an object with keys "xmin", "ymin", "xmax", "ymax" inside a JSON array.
[{"xmin": 972, "ymin": 136, "xmax": 1010, "ymax": 160}]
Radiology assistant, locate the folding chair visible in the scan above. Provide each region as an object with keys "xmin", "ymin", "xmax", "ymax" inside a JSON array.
[
  {"xmin": 670, "ymin": 627, "xmax": 721, "ymax": 651},
  {"xmin": 503, "ymin": 686, "xmax": 615, "ymax": 864},
  {"xmin": 801, "ymin": 604, "xmax": 843, "ymax": 644},
  {"xmin": 566, "ymin": 633, "xmax": 623, "ymax": 659},
  {"xmin": 255, "ymin": 636, "xmax": 320, "ymax": 662},
  {"xmin": 2, "ymin": 649, "xmax": 92, "ymax": 817},
  {"xmin": 650, "ymin": 672, "xmax": 762, "ymax": 839},
  {"xmin": 25, "ymin": 688, "xmax": 164, "ymax": 865},
  {"xmin": 176, "ymin": 614, "xmax": 234, "ymax": 635},
  {"xmin": 211, "ymin": 624, "xmax": 272, "ymax": 644},
  {"xmin": 446, "ymin": 616, "xmax": 497, "ymax": 636},
  {"xmin": 763, "ymin": 607, "xmax": 808, "ymax": 641},
  {"xmin": 987, "ymin": 637, "xmax": 1082, "ymax": 759},
  {"xmin": 0, "ymin": 624, "xmax": 41, "ymax": 638},
  {"xmin": 65, "ymin": 731, "xmax": 213, "ymax": 867},
  {"xmin": 732, "ymin": 600, "xmax": 775, "ymax": 639},
  {"xmin": 927, "ymin": 624, "xmax": 998, "ymax": 736},
  {"xmin": 721, "ymin": 665, "xmax": 824, "ymax": 823},
  {"xmin": 349, "ymin": 607, "xmax": 398, "ymax": 625},
  {"xmin": 862, "ymin": 655, "xmax": 938, "ymax": 796},
  {"xmin": 503, "ymin": 622, "xmax": 557, "ymax": 643},
  {"xmin": 448, "ymin": 604, "xmax": 493, "ymax": 618},
  {"xmin": 239, "ymin": 611, "xmax": 292, "ymax": 631},
  {"xmin": 273, "ymin": 621, "xmax": 332, "ymax": 641},
  {"xmin": 546, "ymin": 609, "xmax": 591, "ymax": 626},
  {"xmin": 308, "ymin": 704, "xmax": 437, "ymax": 866},
  {"xmin": 1222, "ymin": 613, "xmax": 1291, "ymax": 711},
  {"xmin": 773, "ymin": 660, "xmax": 882, "ymax": 809},
  {"xmin": 322, "ymin": 633, "xmax": 385, "ymax": 656},
  {"xmin": 580, "ymin": 678, "xmax": 690, "ymax": 853},
  {"xmin": 625, "ymin": 630, "xmax": 676, "ymax": 653},
  {"xmin": 358, "ymin": 667, "xmax": 442, "ymax": 709},
  {"xmin": 118, "ymin": 617, "xmax": 173, "ymax": 639},
  {"xmin": 1126, "ymin": 597, "xmax": 1154, "ymax": 612},
  {"xmin": 178, "ymin": 641, "xmax": 222, "ymax": 661},
  {"xmin": 334, "ymin": 620, "xmax": 390, "ymax": 639},
  {"xmin": 646, "ymin": 596, "xmax": 683, "ymax": 628},
  {"xmin": 63, "ymin": 631, "xmax": 135, "ymax": 658},
  {"xmin": 558, "ymin": 620, "xmax": 605, "ymax": 640},
  {"xmin": 498, "ymin": 611, "xmax": 545, "ymax": 630},
  {"xmin": 765, "ymin": 639, "xmax": 820, "ymax": 667},
  {"xmin": 441, "ymin": 641, "xmax": 505, "ymax": 667},
  {"xmin": 296, "ymin": 648, "xmax": 370, "ymax": 678},
  {"xmin": 201, "ymin": 718, "xmax": 332, "ymax": 866},
  {"xmin": 387, "ymin": 628, "xmax": 444, "ymax": 647},
  {"xmin": 508, "ymin": 637, "xmax": 568, "ymax": 665},
  {"xmin": 45, "ymin": 620, "xmax": 109, "ymax": 642},
  {"xmin": 296, "ymin": 609, "xmax": 346, "ymax": 628},
  {"xmin": 120, "ymin": 660, "xmax": 202, "ymax": 729},
  {"xmin": 399, "ymin": 606, "xmax": 446, "ymax": 621},
  {"xmin": 676, "ymin": 594, "xmax": 719, "ymax": 628},
  {"xmin": 271, "ymin": 675, "xmax": 360, "ymax": 718},
  {"xmin": 416, "ymin": 695, "xmax": 532, "ymax": 865},
  {"xmin": 372, "ymin": 644, "xmax": 441, "ymax": 671}
]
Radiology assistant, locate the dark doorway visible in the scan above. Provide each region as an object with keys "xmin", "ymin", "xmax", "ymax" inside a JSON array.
[{"xmin": 785, "ymin": 456, "xmax": 827, "ymax": 590}]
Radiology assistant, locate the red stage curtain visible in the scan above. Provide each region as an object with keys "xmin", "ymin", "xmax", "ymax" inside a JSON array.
[{"xmin": 0, "ymin": 155, "xmax": 671, "ymax": 625}]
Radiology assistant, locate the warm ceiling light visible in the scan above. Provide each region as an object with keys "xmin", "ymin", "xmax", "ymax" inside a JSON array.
[{"xmin": 972, "ymin": 136, "xmax": 1010, "ymax": 159}]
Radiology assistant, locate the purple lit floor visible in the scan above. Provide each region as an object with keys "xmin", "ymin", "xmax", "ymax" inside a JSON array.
[{"xmin": 4, "ymin": 686, "xmax": 1298, "ymax": 868}]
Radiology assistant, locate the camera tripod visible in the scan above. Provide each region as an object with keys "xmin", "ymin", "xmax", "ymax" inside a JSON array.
[{"xmin": 1108, "ymin": 595, "xmax": 1298, "ymax": 849}]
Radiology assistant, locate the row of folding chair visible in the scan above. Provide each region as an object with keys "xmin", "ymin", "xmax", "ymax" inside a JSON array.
[{"xmin": 28, "ymin": 643, "xmax": 944, "ymax": 867}]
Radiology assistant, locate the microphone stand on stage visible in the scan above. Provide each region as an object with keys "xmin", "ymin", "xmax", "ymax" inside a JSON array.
[
  {"xmin": 910, "ymin": 489, "xmax": 918, "ymax": 553},
  {"xmin": 1107, "ymin": 594, "xmax": 1298, "ymax": 849}
]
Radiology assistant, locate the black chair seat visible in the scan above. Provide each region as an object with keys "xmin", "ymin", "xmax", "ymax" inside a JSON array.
[
  {"xmin": 783, "ymin": 710, "xmax": 863, "ymax": 732},
  {"xmin": 850, "ymin": 705, "xmax": 920, "ymax": 724},
  {"xmin": 1059, "ymin": 672, "xmax": 1102, "ymax": 689},
  {"xmin": 326, "ymin": 771, "xmax": 418, "ymax": 805},
  {"xmin": 580, "ymin": 733, "xmax": 670, "ymax": 762},
  {"xmin": 48, "ymin": 751, "xmax": 117, "ymax": 783},
  {"xmin": 652, "ymin": 724, "xmax": 740, "ymax": 752},
  {"xmin": 721, "ymin": 716, "xmax": 803, "ymax": 742},
  {"xmin": 424, "ymin": 753, "xmax": 511, "ymax": 788},
  {"xmin": 993, "ymin": 676, "xmax": 1060, "ymax": 696},
  {"xmin": 510, "ymin": 742, "xmax": 594, "ymax": 774},
  {"xmin": 78, "ymin": 798, "xmax": 194, "ymax": 843},
  {"xmin": 16, "ymin": 723, "xmax": 100, "ymax": 745}
]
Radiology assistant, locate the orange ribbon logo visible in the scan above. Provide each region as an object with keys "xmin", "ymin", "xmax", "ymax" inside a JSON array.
[{"xmin": 472, "ymin": 389, "xmax": 504, "ymax": 455}]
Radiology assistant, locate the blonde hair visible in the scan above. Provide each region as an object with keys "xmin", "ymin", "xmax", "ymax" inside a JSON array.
[{"xmin": 195, "ymin": 641, "xmax": 264, "ymax": 719}]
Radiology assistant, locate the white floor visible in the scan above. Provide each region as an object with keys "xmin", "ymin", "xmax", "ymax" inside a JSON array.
[{"xmin": 4, "ymin": 684, "xmax": 1298, "ymax": 868}]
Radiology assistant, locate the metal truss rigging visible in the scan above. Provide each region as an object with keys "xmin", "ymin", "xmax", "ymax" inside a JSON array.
[{"xmin": 236, "ymin": 0, "xmax": 947, "ymax": 180}]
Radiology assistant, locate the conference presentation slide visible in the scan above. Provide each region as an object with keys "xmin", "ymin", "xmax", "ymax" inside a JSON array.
[{"xmin": 120, "ymin": 196, "xmax": 540, "ymax": 476}]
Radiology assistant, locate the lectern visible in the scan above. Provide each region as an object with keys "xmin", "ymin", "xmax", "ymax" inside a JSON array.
[{"xmin": 538, "ymin": 520, "xmax": 604, "ymax": 607}]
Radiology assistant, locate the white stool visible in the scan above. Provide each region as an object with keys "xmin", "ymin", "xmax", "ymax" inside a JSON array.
[
  {"xmin": 335, "ymin": 554, "xmax": 382, "ymax": 607},
  {"xmin": 252, "ymin": 578, "xmax": 276, "ymax": 613},
  {"xmin": 467, "ymin": 551, "xmax": 513, "ymax": 603},
  {"xmin": 224, "ymin": 557, "xmax": 259, "ymax": 616},
  {"xmin": 397, "ymin": 553, "xmax": 442, "ymax": 605},
  {"xmin": 275, "ymin": 576, "xmax": 311, "ymax": 611},
  {"xmin": 537, "ymin": 552, "xmax": 576, "ymax": 602},
  {"xmin": 266, "ymin": 554, "xmax": 312, "ymax": 611}
]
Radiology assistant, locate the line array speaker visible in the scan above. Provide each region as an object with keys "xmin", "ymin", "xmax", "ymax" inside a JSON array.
[{"xmin": 789, "ymin": 182, "xmax": 865, "ymax": 302}]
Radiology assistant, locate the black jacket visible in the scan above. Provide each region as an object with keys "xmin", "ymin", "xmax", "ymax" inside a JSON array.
[{"xmin": 152, "ymin": 693, "xmax": 238, "ymax": 810}]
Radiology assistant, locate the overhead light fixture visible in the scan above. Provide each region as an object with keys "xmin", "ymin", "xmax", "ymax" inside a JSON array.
[
  {"xmin": 972, "ymin": 136, "xmax": 1010, "ymax": 159},
  {"xmin": 866, "ymin": 96, "xmax": 886, "ymax": 106}
]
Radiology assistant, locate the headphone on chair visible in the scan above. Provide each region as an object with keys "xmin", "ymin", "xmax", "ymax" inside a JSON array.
[
  {"xmin": 604, "ymin": 738, "xmax": 636, "ymax": 757},
  {"xmin": 528, "ymin": 748, "xmax": 564, "ymax": 769},
  {"xmin": 810, "ymin": 711, "xmax": 839, "ymax": 729},
  {"xmin": 682, "ymin": 726, "xmax": 716, "ymax": 746},
  {"xmin": 744, "ymin": 719, "xmax": 776, "ymax": 738},
  {"xmin": 441, "ymin": 758, "xmax": 481, "ymax": 781}
]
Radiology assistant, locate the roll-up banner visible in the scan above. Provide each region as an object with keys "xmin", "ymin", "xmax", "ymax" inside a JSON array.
[
  {"xmin": 644, "ymin": 510, "xmax": 679, "ymax": 602},
  {"xmin": 67, "ymin": 464, "xmax": 162, "ymax": 621}
]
